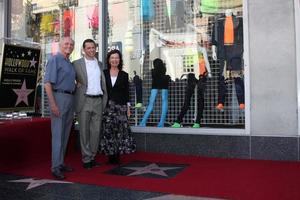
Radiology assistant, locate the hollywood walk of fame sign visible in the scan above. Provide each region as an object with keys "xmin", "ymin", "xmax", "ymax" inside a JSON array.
[{"xmin": 0, "ymin": 44, "xmax": 41, "ymax": 111}]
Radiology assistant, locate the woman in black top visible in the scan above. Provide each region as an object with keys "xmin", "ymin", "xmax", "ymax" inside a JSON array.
[
  {"xmin": 100, "ymin": 49, "xmax": 136, "ymax": 164},
  {"xmin": 139, "ymin": 58, "xmax": 170, "ymax": 127}
]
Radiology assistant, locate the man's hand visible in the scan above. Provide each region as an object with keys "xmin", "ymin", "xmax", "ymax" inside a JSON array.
[
  {"xmin": 51, "ymin": 104, "xmax": 60, "ymax": 117},
  {"xmin": 44, "ymin": 83, "xmax": 60, "ymax": 117}
]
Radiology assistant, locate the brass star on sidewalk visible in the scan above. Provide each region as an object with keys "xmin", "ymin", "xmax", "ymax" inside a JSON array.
[
  {"xmin": 9, "ymin": 178, "xmax": 72, "ymax": 190},
  {"xmin": 124, "ymin": 163, "xmax": 181, "ymax": 177}
]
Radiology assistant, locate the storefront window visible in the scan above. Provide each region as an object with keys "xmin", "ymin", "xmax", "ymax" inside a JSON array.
[
  {"xmin": 107, "ymin": 0, "xmax": 245, "ymax": 128},
  {"xmin": 10, "ymin": 0, "xmax": 100, "ymax": 114},
  {"xmin": 8, "ymin": 0, "xmax": 245, "ymax": 128},
  {"xmin": 10, "ymin": 0, "xmax": 100, "ymax": 60}
]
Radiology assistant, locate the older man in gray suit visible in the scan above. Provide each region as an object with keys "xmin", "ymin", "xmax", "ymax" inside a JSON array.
[{"xmin": 73, "ymin": 39, "xmax": 107, "ymax": 169}]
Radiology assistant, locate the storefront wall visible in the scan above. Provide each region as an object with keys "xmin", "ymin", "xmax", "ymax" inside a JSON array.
[
  {"xmin": 0, "ymin": 0, "xmax": 4, "ymax": 39},
  {"xmin": 248, "ymin": 0, "xmax": 298, "ymax": 136},
  {"xmin": 2, "ymin": 0, "xmax": 300, "ymax": 160}
]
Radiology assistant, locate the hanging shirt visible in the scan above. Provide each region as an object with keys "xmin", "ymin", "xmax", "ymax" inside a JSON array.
[
  {"xmin": 197, "ymin": 46, "xmax": 211, "ymax": 76},
  {"xmin": 141, "ymin": 0, "xmax": 154, "ymax": 21},
  {"xmin": 85, "ymin": 58, "xmax": 103, "ymax": 95},
  {"xmin": 224, "ymin": 16, "xmax": 234, "ymax": 45},
  {"xmin": 40, "ymin": 14, "xmax": 54, "ymax": 34},
  {"xmin": 63, "ymin": 9, "xmax": 74, "ymax": 37},
  {"xmin": 91, "ymin": 5, "xmax": 99, "ymax": 29}
]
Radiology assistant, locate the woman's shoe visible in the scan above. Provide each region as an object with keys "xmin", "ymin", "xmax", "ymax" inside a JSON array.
[
  {"xmin": 114, "ymin": 154, "xmax": 120, "ymax": 165},
  {"xmin": 108, "ymin": 155, "xmax": 115, "ymax": 164},
  {"xmin": 108, "ymin": 154, "xmax": 120, "ymax": 165}
]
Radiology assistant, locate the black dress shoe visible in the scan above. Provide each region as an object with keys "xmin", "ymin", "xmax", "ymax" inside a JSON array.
[
  {"xmin": 91, "ymin": 160, "xmax": 100, "ymax": 167},
  {"xmin": 60, "ymin": 165, "xmax": 74, "ymax": 172},
  {"xmin": 83, "ymin": 162, "xmax": 92, "ymax": 169},
  {"xmin": 52, "ymin": 169, "xmax": 65, "ymax": 180}
]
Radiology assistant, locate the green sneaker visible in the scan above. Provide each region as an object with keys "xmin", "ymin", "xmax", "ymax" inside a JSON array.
[
  {"xmin": 135, "ymin": 103, "xmax": 143, "ymax": 108},
  {"xmin": 192, "ymin": 123, "xmax": 200, "ymax": 128},
  {"xmin": 171, "ymin": 122, "xmax": 182, "ymax": 128}
]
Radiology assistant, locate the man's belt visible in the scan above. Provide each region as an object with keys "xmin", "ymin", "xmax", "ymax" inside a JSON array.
[
  {"xmin": 85, "ymin": 94, "xmax": 103, "ymax": 98},
  {"xmin": 53, "ymin": 89, "xmax": 75, "ymax": 95}
]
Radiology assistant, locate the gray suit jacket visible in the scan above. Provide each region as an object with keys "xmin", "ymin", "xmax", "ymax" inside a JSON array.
[{"xmin": 73, "ymin": 57, "xmax": 107, "ymax": 113}]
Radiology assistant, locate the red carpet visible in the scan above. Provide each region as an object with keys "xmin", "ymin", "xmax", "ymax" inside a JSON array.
[{"xmin": 1, "ymin": 118, "xmax": 300, "ymax": 200}]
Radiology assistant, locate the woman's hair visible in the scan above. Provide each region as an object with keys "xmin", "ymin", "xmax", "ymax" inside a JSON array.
[
  {"xmin": 153, "ymin": 58, "xmax": 166, "ymax": 75},
  {"xmin": 106, "ymin": 49, "xmax": 123, "ymax": 70}
]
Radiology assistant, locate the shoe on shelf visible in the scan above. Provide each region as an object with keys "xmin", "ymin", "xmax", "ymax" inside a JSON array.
[
  {"xmin": 192, "ymin": 123, "xmax": 200, "ymax": 128},
  {"xmin": 135, "ymin": 103, "xmax": 143, "ymax": 108},
  {"xmin": 83, "ymin": 162, "xmax": 92, "ymax": 169},
  {"xmin": 157, "ymin": 123, "xmax": 164, "ymax": 127},
  {"xmin": 60, "ymin": 165, "xmax": 73, "ymax": 172},
  {"xmin": 139, "ymin": 123, "xmax": 146, "ymax": 127},
  {"xmin": 171, "ymin": 122, "xmax": 182, "ymax": 128},
  {"xmin": 52, "ymin": 169, "xmax": 65, "ymax": 180},
  {"xmin": 239, "ymin": 103, "xmax": 245, "ymax": 110},
  {"xmin": 216, "ymin": 103, "xmax": 224, "ymax": 111},
  {"xmin": 91, "ymin": 160, "xmax": 100, "ymax": 167}
]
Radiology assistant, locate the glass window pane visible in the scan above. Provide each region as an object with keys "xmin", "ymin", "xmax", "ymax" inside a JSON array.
[
  {"xmin": 10, "ymin": 0, "xmax": 100, "ymax": 115},
  {"xmin": 107, "ymin": 0, "xmax": 244, "ymax": 128}
]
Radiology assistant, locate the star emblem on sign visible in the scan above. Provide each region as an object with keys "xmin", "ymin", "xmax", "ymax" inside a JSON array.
[
  {"xmin": 124, "ymin": 163, "xmax": 181, "ymax": 177},
  {"xmin": 9, "ymin": 178, "xmax": 72, "ymax": 190},
  {"xmin": 29, "ymin": 57, "xmax": 37, "ymax": 68},
  {"xmin": 13, "ymin": 80, "xmax": 34, "ymax": 106}
]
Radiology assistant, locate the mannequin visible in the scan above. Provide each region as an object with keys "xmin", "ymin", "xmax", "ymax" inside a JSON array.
[
  {"xmin": 211, "ymin": 9, "xmax": 244, "ymax": 110},
  {"xmin": 171, "ymin": 72, "xmax": 208, "ymax": 128},
  {"xmin": 139, "ymin": 58, "xmax": 170, "ymax": 127},
  {"xmin": 172, "ymin": 41, "xmax": 211, "ymax": 128},
  {"xmin": 133, "ymin": 70, "xmax": 143, "ymax": 108}
]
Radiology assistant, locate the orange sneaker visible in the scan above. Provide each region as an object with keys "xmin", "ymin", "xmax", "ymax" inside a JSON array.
[
  {"xmin": 216, "ymin": 103, "xmax": 224, "ymax": 110},
  {"xmin": 239, "ymin": 103, "xmax": 245, "ymax": 110}
]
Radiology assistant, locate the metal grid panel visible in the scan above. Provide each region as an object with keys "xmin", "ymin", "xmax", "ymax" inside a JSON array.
[{"xmin": 119, "ymin": 0, "xmax": 245, "ymax": 128}]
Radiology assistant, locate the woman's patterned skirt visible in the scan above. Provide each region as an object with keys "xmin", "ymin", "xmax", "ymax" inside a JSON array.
[{"xmin": 100, "ymin": 100, "xmax": 136, "ymax": 155}]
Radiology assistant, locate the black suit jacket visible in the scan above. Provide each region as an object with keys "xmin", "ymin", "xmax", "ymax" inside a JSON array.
[{"xmin": 104, "ymin": 69, "xmax": 129, "ymax": 105}]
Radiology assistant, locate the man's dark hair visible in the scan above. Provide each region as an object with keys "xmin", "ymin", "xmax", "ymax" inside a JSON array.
[{"xmin": 83, "ymin": 39, "xmax": 96, "ymax": 48}]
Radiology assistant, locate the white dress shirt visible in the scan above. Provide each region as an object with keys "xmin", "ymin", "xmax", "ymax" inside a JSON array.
[{"xmin": 85, "ymin": 58, "xmax": 103, "ymax": 95}]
